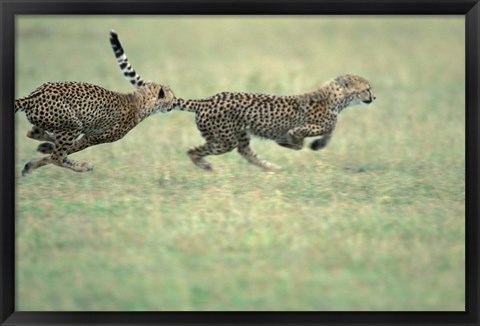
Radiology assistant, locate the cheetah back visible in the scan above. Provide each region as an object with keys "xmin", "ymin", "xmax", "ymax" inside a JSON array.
[{"xmin": 24, "ymin": 82, "xmax": 136, "ymax": 140}]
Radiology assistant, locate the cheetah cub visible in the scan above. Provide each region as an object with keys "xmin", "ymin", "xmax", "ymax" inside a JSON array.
[
  {"xmin": 110, "ymin": 30, "xmax": 376, "ymax": 171},
  {"xmin": 15, "ymin": 81, "xmax": 174, "ymax": 176}
]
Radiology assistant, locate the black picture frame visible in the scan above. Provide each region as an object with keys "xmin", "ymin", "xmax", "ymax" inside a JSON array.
[{"xmin": 1, "ymin": 0, "xmax": 478, "ymax": 325}]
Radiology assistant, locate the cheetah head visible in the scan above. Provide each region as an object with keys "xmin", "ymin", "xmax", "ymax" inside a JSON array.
[
  {"xmin": 139, "ymin": 82, "xmax": 175, "ymax": 113},
  {"xmin": 336, "ymin": 74, "xmax": 376, "ymax": 106}
]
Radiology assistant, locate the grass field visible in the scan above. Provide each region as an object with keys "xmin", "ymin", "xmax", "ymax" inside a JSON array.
[{"xmin": 15, "ymin": 16, "xmax": 465, "ymax": 311}]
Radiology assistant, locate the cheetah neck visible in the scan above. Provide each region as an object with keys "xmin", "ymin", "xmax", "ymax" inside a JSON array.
[
  {"xmin": 306, "ymin": 82, "xmax": 352, "ymax": 114},
  {"xmin": 124, "ymin": 92, "xmax": 160, "ymax": 124}
]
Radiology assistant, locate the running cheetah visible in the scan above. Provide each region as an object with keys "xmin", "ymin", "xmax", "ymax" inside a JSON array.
[
  {"xmin": 16, "ymin": 81, "xmax": 174, "ymax": 175},
  {"xmin": 110, "ymin": 30, "xmax": 376, "ymax": 171}
]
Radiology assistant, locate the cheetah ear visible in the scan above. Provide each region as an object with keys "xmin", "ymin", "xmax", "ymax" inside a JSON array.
[
  {"xmin": 158, "ymin": 88, "xmax": 165, "ymax": 99},
  {"xmin": 335, "ymin": 76, "xmax": 351, "ymax": 89},
  {"xmin": 341, "ymin": 80, "xmax": 351, "ymax": 88}
]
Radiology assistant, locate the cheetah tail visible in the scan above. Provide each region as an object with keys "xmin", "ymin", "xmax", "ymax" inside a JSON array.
[
  {"xmin": 14, "ymin": 97, "xmax": 29, "ymax": 113},
  {"xmin": 109, "ymin": 29, "xmax": 146, "ymax": 89}
]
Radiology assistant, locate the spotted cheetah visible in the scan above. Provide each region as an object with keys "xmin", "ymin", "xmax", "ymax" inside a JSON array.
[
  {"xmin": 15, "ymin": 81, "xmax": 174, "ymax": 175},
  {"xmin": 110, "ymin": 30, "xmax": 376, "ymax": 171}
]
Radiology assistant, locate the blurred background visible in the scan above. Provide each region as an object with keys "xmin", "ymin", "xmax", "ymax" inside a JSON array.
[{"xmin": 15, "ymin": 16, "xmax": 464, "ymax": 311}]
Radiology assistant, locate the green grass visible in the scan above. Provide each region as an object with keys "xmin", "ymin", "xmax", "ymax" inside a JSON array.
[{"xmin": 15, "ymin": 16, "xmax": 464, "ymax": 311}]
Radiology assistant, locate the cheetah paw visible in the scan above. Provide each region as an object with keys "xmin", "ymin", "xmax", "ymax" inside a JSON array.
[
  {"xmin": 263, "ymin": 162, "xmax": 281, "ymax": 171},
  {"xmin": 310, "ymin": 138, "xmax": 327, "ymax": 151},
  {"xmin": 197, "ymin": 162, "xmax": 212, "ymax": 171},
  {"xmin": 21, "ymin": 162, "xmax": 32, "ymax": 176},
  {"xmin": 80, "ymin": 161, "xmax": 94, "ymax": 172},
  {"xmin": 37, "ymin": 142, "xmax": 54, "ymax": 154}
]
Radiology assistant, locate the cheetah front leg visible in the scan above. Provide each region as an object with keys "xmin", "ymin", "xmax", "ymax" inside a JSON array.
[
  {"xmin": 187, "ymin": 133, "xmax": 243, "ymax": 171},
  {"xmin": 286, "ymin": 125, "xmax": 334, "ymax": 151},
  {"xmin": 187, "ymin": 143, "xmax": 215, "ymax": 171},
  {"xmin": 188, "ymin": 141, "xmax": 238, "ymax": 171},
  {"xmin": 238, "ymin": 131, "xmax": 280, "ymax": 170}
]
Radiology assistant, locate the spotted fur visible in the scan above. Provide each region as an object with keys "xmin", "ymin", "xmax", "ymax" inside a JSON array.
[
  {"xmin": 15, "ymin": 81, "xmax": 174, "ymax": 175},
  {"xmin": 109, "ymin": 30, "xmax": 376, "ymax": 171}
]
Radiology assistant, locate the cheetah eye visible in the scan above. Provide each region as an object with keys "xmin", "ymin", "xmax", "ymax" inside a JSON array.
[{"xmin": 158, "ymin": 88, "xmax": 165, "ymax": 99}]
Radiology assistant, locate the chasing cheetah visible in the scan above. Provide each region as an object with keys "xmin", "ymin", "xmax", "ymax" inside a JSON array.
[
  {"xmin": 110, "ymin": 30, "xmax": 376, "ymax": 171},
  {"xmin": 16, "ymin": 81, "xmax": 174, "ymax": 175}
]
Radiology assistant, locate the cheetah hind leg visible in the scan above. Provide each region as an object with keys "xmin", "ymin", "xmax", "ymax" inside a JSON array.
[
  {"xmin": 187, "ymin": 144, "xmax": 214, "ymax": 171},
  {"xmin": 26, "ymin": 126, "xmax": 55, "ymax": 142},
  {"xmin": 50, "ymin": 132, "xmax": 93, "ymax": 173},
  {"xmin": 27, "ymin": 126, "xmax": 56, "ymax": 153},
  {"xmin": 22, "ymin": 156, "xmax": 52, "ymax": 176},
  {"xmin": 37, "ymin": 134, "xmax": 89, "ymax": 155},
  {"xmin": 238, "ymin": 131, "xmax": 280, "ymax": 170},
  {"xmin": 22, "ymin": 131, "xmax": 93, "ymax": 176},
  {"xmin": 22, "ymin": 156, "xmax": 93, "ymax": 176}
]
